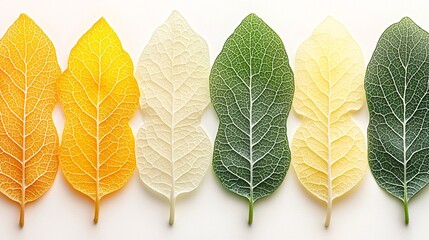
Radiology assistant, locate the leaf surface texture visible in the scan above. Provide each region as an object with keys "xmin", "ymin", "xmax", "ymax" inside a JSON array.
[
  {"xmin": 292, "ymin": 17, "xmax": 366, "ymax": 227},
  {"xmin": 0, "ymin": 14, "xmax": 61, "ymax": 227},
  {"xmin": 135, "ymin": 11, "xmax": 211, "ymax": 225},
  {"xmin": 210, "ymin": 13, "xmax": 294, "ymax": 224},
  {"xmin": 366, "ymin": 17, "xmax": 429, "ymax": 224},
  {"xmin": 58, "ymin": 18, "xmax": 139, "ymax": 223}
]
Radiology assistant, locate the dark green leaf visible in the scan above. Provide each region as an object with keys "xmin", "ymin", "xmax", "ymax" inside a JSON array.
[
  {"xmin": 366, "ymin": 17, "xmax": 429, "ymax": 224},
  {"xmin": 210, "ymin": 13, "xmax": 294, "ymax": 224}
]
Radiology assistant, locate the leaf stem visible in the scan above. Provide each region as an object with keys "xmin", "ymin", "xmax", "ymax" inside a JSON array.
[
  {"xmin": 94, "ymin": 198, "xmax": 99, "ymax": 224},
  {"xmin": 169, "ymin": 197, "xmax": 175, "ymax": 225},
  {"xmin": 325, "ymin": 200, "xmax": 332, "ymax": 228},
  {"xmin": 248, "ymin": 198, "xmax": 253, "ymax": 225},
  {"xmin": 19, "ymin": 203, "xmax": 24, "ymax": 228},
  {"xmin": 404, "ymin": 198, "xmax": 409, "ymax": 224}
]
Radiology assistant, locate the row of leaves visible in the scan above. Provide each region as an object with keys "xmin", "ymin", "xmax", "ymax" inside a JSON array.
[{"xmin": 0, "ymin": 11, "xmax": 425, "ymax": 228}]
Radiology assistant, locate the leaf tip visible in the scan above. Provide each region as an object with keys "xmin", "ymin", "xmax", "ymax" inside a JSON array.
[
  {"xmin": 18, "ymin": 13, "xmax": 31, "ymax": 21},
  {"xmin": 169, "ymin": 10, "xmax": 182, "ymax": 19},
  {"xmin": 318, "ymin": 16, "xmax": 345, "ymax": 32},
  {"xmin": 397, "ymin": 16, "xmax": 418, "ymax": 28},
  {"xmin": 167, "ymin": 10, "xmax": 187, "ymax": 26},
  {"xmin": 84, "ymin": 17, "xmax": 117, "ymax": 44},
  {"xmin": 399, "ymin": 16, "xmax": 413, "ymax": 23},
  {"xmin": 241, "ymin": 13, "xmax": 265, "ymax": 27},
  {"xmin": 244, "ymin": 13, "xmax": 260, "ymax": 22},
  {"xmin": 15, "ymin": 13, "xmax": 36, "ymax": 28},
  {"xmin": 91, "ymin": 17, "xmax": 114, "ymax": 34},
  {"xmin": 322, "ymin": 16, "xmax": 339, "ymax": 24},
  {"xmin": 95, "ymin": 16, "xmax": 109, "ymax": 26},
  {"xmin": 394, "ymin": 17, "xmax": 422, "ymax": 34},
  {"xmin": 241, "ymin": 13, "xmax": 270, "ymax": 34}
]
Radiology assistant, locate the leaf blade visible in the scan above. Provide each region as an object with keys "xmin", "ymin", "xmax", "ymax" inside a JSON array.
[
  {"xmin": 58, "ymin": 18, "xmax": 139, "ymax": 223},
  {"xmin": 292, "ymin": 17, "xmax": 366, "ymax": 227},
  {"xmin": 0, "ymin": 14, "xmax": 61, "ymax": 227},
  {"xmin": 135, "ymin": 11, "xmax": 211, "ymax": 224},
  {"xmin": 366, "ymin": 17, "xmax": 429, "ymax": 224},
  {"xmin": 210, "ymin": 13, "xmax": 294, "ymax": 224}
]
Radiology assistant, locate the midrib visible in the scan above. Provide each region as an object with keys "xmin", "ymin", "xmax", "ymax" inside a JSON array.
[
  {"xmin": 403, "ymin": 65, "xmax": 408, "ymax": 203},
  {"xmin": 399, "ymin": 42, "xmax": 410, "ymax": 206},
  {"xmin": 249, "ymin": 34, "xmax": 254, "ymax": 203},
  {"xmin": 326, "ymin": 40, "xmax": 333, "ymax": 223},
  {"xmin": 170, "ymin": 75, "xmax": 175, "ymax": 205},
  {"xmin": 170, "ymin": 30, "xmax": 176, "ymax": 218},
  {"xmin": 96, "ymin": 57, "xmax": 101, "ymax": 208},
  {"xmin": 21, "ymin": 60, "xmax": 28, "ymax": 211}
]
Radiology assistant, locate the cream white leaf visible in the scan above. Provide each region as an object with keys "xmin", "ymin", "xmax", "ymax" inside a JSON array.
[{"xmin": 135, "ymin": 10, "xmax": 211, "ymax": 225}]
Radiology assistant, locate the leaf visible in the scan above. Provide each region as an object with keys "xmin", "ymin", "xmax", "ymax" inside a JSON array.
[
  {"xmin": 0, "ymin": 14, "xmax": 61, "ymax": 227},
  {"xmin": 366, "ymin": 17, "xmax": 429, "ymax": 224},
  {"xmin": 292, "ymin": 17, "xmax": 366, "ymax": 227},
  {"xmin": 58, "ymin": 18, "xmax": 139, "ymax": 223},
  {"xmin": 210, "ymin": 13, "xmax": 294, "ymax": 224},
  {"xmin": 135, "ymin": 11, "xmax": 211, "ymax": 225}
]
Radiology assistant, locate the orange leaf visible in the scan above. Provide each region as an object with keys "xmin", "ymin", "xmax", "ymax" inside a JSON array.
[
  {"xmin": 0, "ymin": 14, "xmax": 61, "ymax": 227},
  {"xmin": 58, "ymin": 18, "xmax": 139, "ymax": 223}
]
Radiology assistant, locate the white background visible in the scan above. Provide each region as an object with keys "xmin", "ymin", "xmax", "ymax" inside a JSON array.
[{"xmin": 0, "ymin": 0, "xmax": 427, "ymax": 239}]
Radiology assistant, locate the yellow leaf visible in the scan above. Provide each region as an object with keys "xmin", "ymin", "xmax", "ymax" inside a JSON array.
[
  {"xmin": 0, "ymin": 14, "xmax": 61, "ymax": 227},
  {"xmin": 292, "ymin": 17, "xmax": 366, "ymax": 227},
  {"xmin": 58, "ymin": 17, "xmax": 139, "ymax": 223}
]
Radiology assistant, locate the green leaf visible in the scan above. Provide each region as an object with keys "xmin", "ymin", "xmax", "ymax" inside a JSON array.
[
  {"xmin": 210, "ymin": 13, "xmax": 294, "ymax": 224},
  {"xmin": 366, "ymin": 17, "xmax": 429, "ymax": 224}
]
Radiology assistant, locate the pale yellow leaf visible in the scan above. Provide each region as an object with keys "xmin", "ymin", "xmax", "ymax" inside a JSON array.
[{"xmin": 292, "ymin": 17, "xmax": 366, "ymax": 227}]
